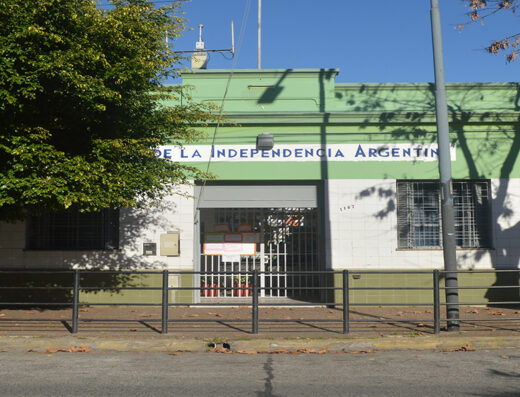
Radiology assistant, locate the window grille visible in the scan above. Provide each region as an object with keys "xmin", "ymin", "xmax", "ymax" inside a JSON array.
[
  {"xmin": 397, "ymin": 180, "xmax": 491, "ymax": 249},
  {"xmin": 26, "ymin": 208, "xmax": 119, "ymax": 250}
]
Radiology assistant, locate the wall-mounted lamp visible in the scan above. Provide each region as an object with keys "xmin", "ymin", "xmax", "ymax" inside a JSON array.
[{"xmin": 256, "ymin": 133, "xmax": 274, "ymax": 151}]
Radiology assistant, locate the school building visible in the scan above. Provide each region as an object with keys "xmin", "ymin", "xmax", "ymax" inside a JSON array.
[{"xmin": 1, "ymin": 68, "xmax": 520, "ymax": 304}]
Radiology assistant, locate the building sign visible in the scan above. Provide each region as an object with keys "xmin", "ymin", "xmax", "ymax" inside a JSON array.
[
  {"xmin": 156, "ymin": 144, "xmax": 456, "ymax": 162},
  {"xmin": 203, "ymin": 243, "xmax": 256, "ymax": 256}
]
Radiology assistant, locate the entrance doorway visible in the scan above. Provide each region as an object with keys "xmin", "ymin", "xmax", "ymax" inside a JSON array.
[{"xmin": 199, "ymin": 208, "xmax": 322, "ymax": 301}]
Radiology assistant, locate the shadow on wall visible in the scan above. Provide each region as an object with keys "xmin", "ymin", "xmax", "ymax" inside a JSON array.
[
  {"xmin": 347, "ymin": 83, "xmax": 520, "ymax": 305},
  {"xmin": 0, "ymin": 195, "xmax": 190, "ymax": 306}
]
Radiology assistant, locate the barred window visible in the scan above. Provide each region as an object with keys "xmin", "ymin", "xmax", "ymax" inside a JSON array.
[
  {"xmin": 26, "ymin": 208, "xmax": 119, "ymax": 250},
  {"xmin": 397, "ymin": 180, "xmax": 491, "ymax": 249}
]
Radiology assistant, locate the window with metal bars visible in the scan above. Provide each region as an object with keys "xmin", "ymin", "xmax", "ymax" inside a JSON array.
[
  {"xmin": 26, "ymin": 208, "xmax": 119, "ymax": 250},
  {"xmin": 397, "ymin": 180, "xmax": 491, "ymax": 249}
]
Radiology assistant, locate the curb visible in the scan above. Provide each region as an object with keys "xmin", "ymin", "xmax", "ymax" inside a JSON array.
[{"xmin": 1, "ymin": 335, "xmax": 520, "ymax": 353}]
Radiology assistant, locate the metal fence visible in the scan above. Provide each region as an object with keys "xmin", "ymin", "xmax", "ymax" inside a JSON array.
[{"xmin": 1, "ymin": 269, "xmax": 519, "ymax": 334}]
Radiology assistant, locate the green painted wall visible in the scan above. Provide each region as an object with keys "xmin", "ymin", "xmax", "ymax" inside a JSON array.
[
  {"xmin": 169, "ymin": 69, "xmax": 520, "ymax": 181},
  {"xmin": 79, "ymin": 272, "xmax": 194, "ymax": 305},
  {"xmin": 332, "ymin": 271, "xmax": 520, "ymax": 306},
  {"xmin": 0, "ymin": 271, "xmax": 194, "ymax": 306}
]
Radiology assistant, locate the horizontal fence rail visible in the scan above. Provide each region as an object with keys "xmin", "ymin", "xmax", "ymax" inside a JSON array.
[{"xmin": 1, "ymin": 269, "xmax": 520, "ymax": 335}]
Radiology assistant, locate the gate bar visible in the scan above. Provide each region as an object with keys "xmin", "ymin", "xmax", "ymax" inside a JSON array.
[
  {"xmin": 343, "ymin": 270, "xmax": 349, "ymax": 334},
  {"xmin": 433, "ymin": 269, "xmax": 440, "ymax": 334},
  {"xmin": 162, "ymin": 270, "xmax": 169, "ymax": 334},
  {"xmin": 252, "ymin": 270, "xmax": 259, "ymax": 334}
]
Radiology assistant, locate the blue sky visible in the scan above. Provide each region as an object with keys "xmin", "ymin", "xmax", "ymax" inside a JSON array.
[{"xmin": 102, "ymin": 1, "xmax": 520, "ymax": 83}]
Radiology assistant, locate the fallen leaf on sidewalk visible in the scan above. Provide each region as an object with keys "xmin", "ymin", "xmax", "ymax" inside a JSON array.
[
  {"xmin": 490, "ymin": 311, "xmax": 504, "ymax": 316},
  {"xmin": 189, "ymin": 314, "xmax": 200, "ymax": 318},
  {"xmin": 502, "ymin": 355, "xmax": 510, "ymax": 359},
  {"xmin": 417, "ymin": 323, "xmax": 425, "ymax": 327},
  {"xmin": 297, "ymin": 349, "xmax": 328, "ymax": 354},
  {"xmin": 346, "ymin": 350, "xmax": 376, "ymax": 354},
  {"xmin": 28, "ymin": 345, "xmax": 90, "ymax": 354},
  {"xmin": 68, "ymin": 345, "xmax": 90, "ymax": 353},
  {"xmin": 440, "ymin": 345, "xmax": 475, "ymax": 352},
  {"xmin": 424, "ymin": 310, "xmax": 432, "ymax": 313},
  {"xmin": 235, "ymin": 350, "xmax": 257, "ymax": 354},
  {"xmin": 207, "ymin": 312, "xmax": 217, "ymax": 315}
]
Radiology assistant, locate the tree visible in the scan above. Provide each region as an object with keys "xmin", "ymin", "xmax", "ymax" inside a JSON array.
[
  {"xmin": 463, "ymin": 0, "xmax": 520, "ymax": 61},
  {"xmin": 0, "ymin": 0, "xmax": 215, "ymax": 221}
]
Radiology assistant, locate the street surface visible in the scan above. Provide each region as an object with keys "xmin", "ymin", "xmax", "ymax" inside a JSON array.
[{"xmin": 1, "ymin": 349, "xmax": 519, "ymax": 396}]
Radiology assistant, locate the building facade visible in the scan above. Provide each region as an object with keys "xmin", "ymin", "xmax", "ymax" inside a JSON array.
[{"xmin": 2, "ymin": 69, "xmax": 520, "ymax": 304}]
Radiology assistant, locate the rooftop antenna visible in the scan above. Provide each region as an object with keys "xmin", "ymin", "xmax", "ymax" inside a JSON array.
[
  {"xmin": 191, "ymin": 24, "xmax": 208, "ymax": 69},
  {"xmin": 174, "ymin": 22, "xmax": 235, "ymax": 69}
]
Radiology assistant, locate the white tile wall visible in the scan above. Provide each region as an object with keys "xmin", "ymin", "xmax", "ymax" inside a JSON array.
[
  {"xmin": 2, "ymin": 178, "xmax": 520, "ymax": 271},
  {"xmin": 326, "ymin": 178, "xmax": 520, "ymax": 270},
  {"xmin": 0, "ymin": 185, "xmax": 195, "ymax": 270}
]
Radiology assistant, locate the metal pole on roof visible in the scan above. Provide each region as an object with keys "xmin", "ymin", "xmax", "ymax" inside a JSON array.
[
  {"xmin": 430, "ymin": 0, "xmax": 459, "ymax": 331},
  {"xmin": 258, "ymin": 0, "xmax": 261, "ymax": 69}
]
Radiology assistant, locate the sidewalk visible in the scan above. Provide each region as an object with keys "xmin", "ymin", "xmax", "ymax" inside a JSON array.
[{"xmin": 1, "ymin": 306, "xmax": 519, "ymax": 353}]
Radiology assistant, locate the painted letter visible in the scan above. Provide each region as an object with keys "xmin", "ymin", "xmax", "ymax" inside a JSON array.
[{"xmin": 355, "ymin": 145, "xmax": 365, "ymax": 157}]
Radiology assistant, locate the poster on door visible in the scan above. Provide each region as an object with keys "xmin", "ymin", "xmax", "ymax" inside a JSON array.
[{"xmin": 203, "ymin": 243, "xmax": 256, "ymax": 256}]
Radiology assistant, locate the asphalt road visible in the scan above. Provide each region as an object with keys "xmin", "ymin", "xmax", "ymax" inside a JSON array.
[{"xmin": 1, "ymin": 349, "xmax": 519, "ymax": 396}]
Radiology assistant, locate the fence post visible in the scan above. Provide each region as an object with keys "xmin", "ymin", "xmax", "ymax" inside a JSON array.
[
  {"xmin": 342, "ymin": 270, "xmax": 349, "ymax": 334},
  {"xmin": 72, "ymin": 269, "xmax": 80, "ymax": 334},
  {"xmin": 162, "ymin": 270, "xmax": 169, "ymax": 334},
  {"xmin": 252, "ymin": 270, "xmax": 259, "ymax": 334},
  {"xmin": 433, "ymin": 269, "xmax": 440, "ymax": 334}
]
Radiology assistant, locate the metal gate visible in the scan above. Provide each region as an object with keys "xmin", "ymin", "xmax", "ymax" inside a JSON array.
[{"xmin": 199, "ymin": 208, "xmax": 321, "ymax": 301}]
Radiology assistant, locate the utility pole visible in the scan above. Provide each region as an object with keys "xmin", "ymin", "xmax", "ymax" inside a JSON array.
[
  {"xmin": 258, "ymin": 0, "xmax": 261, "ymax": 69},
  {"xmin": 430, "ymin": 0, "xmax": 459, "ymax": 331}
]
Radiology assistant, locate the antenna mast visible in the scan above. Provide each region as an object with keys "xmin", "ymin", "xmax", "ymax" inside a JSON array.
[{"xmin": 257, "ymin": 0, "xmax": 261, "ymax": 69}]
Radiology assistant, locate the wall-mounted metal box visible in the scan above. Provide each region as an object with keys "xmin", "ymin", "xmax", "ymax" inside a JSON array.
[
  {"xmin": 160, "ymin": 232, "xmax": 180, "ymax": 256},
  {"xmin": 143, "ymin": 242, "xmax": 156, "ymax": 256}
]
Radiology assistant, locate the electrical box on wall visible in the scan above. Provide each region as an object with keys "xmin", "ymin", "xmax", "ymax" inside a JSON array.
[
  {"xmin": 143, "ymin": 243, "xmax": 156, "ymax": 256},
  {"xmin": 160, "ymin": 232, "xmax": 180, "ymax": 256}
]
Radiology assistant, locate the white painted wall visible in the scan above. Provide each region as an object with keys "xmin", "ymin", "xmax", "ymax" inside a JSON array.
[
  {"xmin": 2, "ymin": 179, "xmax": 519, "ymax": 271},
  {"xmin": 326, "ymin": 178, "xmax": 520, "ymax": 270},
  {"xmin": 0, "ymin": 185, "xmax": 195, "ymax": 270}
]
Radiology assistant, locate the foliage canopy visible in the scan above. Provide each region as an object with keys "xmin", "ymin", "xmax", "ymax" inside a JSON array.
[{"xmin": 0, "ymin": 0, "xmax": 215, "ymax": 220}]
